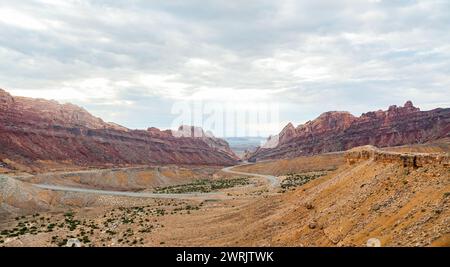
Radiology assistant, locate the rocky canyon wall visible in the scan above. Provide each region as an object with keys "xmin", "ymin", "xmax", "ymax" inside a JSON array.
[
  {"xmin": 246, "ymin": 101, "xmax": 450, "ymax": 161},
  {"xmin": 0, "ymin": 89, "xmax": 239, "ymax": 170}
]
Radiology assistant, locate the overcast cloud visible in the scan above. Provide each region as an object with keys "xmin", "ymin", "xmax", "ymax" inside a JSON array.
[{"xmin": 0, "ymin": 0, "xmax": 449, "ymax": 135}]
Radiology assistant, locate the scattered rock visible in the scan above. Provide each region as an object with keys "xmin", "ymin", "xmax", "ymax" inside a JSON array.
[
  {"xmin": 366, "ymin": 238, "xmax": 381, "ymax": 247},
  {"xmin": 66, "ymin": 238, "xmax": 82, "ymax": 247},
  {"xmin": 434, "ymin": 208, "xmax": 443, "ymax": 214},
  {"xmin": 308, "ymin": 221, "xmax": 318, "ymax": 229},
  {"xmin": 372, "ymin": 204, "xmax": 381, "ymax": 212}
]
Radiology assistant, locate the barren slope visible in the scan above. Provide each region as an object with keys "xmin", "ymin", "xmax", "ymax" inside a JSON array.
[
  {"xmin": 1, "ymin": 146, "xmax": 448, "ymax": 247},
  {"xmin": 150, "ymin": 147, "xmax": 449, "ymax": 247}
]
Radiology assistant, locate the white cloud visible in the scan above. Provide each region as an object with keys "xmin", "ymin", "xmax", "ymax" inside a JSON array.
[
  {"xmin": 0, "ymin": 8, "xmax": 48, "ymax": 30},
  {"xmin": 0, "ymin": 0, "xmax": 449, "ymax": 133}
]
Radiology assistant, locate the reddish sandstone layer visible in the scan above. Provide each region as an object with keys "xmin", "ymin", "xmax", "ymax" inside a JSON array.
[
  {"xmin": 0, "ymin": 89, "xmax": 239, "ymax": 169},
  {"xmin": 246, "ymin": 101, "xmax": 450, "ymax": 161}
]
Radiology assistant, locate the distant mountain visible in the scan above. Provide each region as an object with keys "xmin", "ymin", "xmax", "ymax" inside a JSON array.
[
  {"xmin": 223, "ymin": 137, "xmax": 267, "ymax": 158},
  {"xmin": 0, "ymin": 88, "xmax": 239, "ymax": 170},
  {"xmin": 245, "ymin": 101, "xmax": 450, "ymax": 162}
]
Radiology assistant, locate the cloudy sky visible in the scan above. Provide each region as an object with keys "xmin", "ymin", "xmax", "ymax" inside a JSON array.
[{"xmin": 0, "ymin": 0, "xmax": 449, "ymax": 136}]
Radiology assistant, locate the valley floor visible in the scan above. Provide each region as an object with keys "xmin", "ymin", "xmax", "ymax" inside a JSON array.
[{"xmin": 0, "ymin": 145, "xmax": 449, "ymax": 247}]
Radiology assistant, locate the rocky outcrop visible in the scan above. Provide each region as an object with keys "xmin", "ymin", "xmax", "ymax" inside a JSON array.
[
  {"xmin": 0, "ymin": 89, "xmax": 239, "ymax": 169},
  {"xmin": 345, "ymin": 145, "xmax": 449, "ymax": 168},
  {"xmin": 246, "ymin": 101, "xmax": 450, "ymax": 161},
  {"xmin": 173, "ymin": 125, "xmax": 236, "ymax": 157}
]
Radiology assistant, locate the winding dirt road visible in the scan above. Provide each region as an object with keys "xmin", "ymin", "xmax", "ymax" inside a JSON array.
[
  {"xmin": 30, "ymin": 164, "xmax": 279, "ymax": 199},
  {"xmin": 221, "ymin": 165, "xmax": 279, "ymax": 187}
]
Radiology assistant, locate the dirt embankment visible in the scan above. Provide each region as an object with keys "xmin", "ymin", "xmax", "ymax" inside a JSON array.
[
  {"xmin": 0, "ymin": 175, "xmax": 55, "ymax": 217},
  {"xmin": 167, "ymin": 146, "xmax": 448, "ymax": 247},
  {"xmin": 0, "ymin": 175, "xmax": 98, "ymax": 220},
  {"xmin": 222, "ymin": 147, "xmax": 449, "ymax": 247},
  {"xmin": 0, "ymin": 165, "xmax": 220, "ymax": 220},
  {"xmin": 22, "ymin": 165, "xmax": 219, "ymax": 191},
  {"xmin": 233, "ymin": 153, "xmax": 345, "ymax": 176}
]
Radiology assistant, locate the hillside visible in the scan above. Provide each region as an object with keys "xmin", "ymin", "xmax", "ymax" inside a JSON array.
[
  {"xmin": 246, "ymin": 101, "xmax": 450, "ymax": 162},
  {"xmin": 0, "ymin": 144, "xmax": 448, "ymax": 246},
  {"xmin": 0, "ymin": 89, "xmax": 239, "ymax": 171},
  {"xmin": 161, "ymin": 146, "xmax": 449, "ymax": 247}
]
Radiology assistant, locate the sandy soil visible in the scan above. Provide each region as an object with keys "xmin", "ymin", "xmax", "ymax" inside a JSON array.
[{"xmin": 0, "ymin": 144, "xmax": 448, "ymax": 247}]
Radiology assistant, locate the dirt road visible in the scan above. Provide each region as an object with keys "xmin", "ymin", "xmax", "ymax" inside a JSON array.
[
  {"xmin": 29, "ymin": 164, "xmax": 279, "ymax": 199},
  {"xmin": 221, "ymin": 165, "xmax": 280, "ymax": 187}
]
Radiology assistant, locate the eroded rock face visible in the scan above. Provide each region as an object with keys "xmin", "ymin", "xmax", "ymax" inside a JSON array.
[
  {"xmin": 246, "ymin": 101, "xmax": 450, "ymax": 161},
  {"xmin": 0, "ymin": 89, "xmax": 238, "ymax": 168},
  {"xmin": 345, "ymin": 146, "xmax": 449, "ymax": 168}
]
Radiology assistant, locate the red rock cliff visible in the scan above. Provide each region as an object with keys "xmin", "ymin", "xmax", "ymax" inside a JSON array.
[
  {"xmin": 246, "ymin": 101, "xmax": 450, "ymax": 161},
  {"xmin": 0, "ymin": 89, "xmax": 239, "ymax": 168}
]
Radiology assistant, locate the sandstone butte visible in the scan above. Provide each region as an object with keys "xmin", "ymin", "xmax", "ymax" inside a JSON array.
[
  {"xmin": 246, "ymin": 101, "xmax": 450, "ymax": 162},
  {"xmin": 0, "ymin": 88, "xmax": 239, "ymax": 170}
]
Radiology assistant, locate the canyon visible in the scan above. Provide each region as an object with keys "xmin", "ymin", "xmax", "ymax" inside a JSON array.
[
  {"xmin": 246, "ymin": 101, "xmax": 450, "ymax": 162},
  {"xmin": 0, "ymin": 89, "xmax": 238, "ymax": 172},
  {"xmin": 1, "ymin": 143, "xmax": 448, "ymax": 247},
  {"xmin": 0, "ymin": 88, "xmax": 448, "ymax": 247}
]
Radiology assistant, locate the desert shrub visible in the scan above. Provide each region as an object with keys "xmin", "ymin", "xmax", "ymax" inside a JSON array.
[
  {"xmin": 281, "ymin": 172, "xmax": 327, "ymax": 190},
  {"xmin": 153, "ymin": 177, "xmax": 249, "ymax": 194}
]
